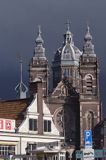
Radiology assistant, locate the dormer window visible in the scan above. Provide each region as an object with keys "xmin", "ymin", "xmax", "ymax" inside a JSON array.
[
  {"xmin": 44, "ymin": 120, "xmax": 51, "ymax": 132},
  {"xmin": 29, "ymin": 119, "xmax": 37, "ymax": 131}
]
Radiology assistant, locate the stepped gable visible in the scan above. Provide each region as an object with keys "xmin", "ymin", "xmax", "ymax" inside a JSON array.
[{"xmin": 0, "ymin": 98, "xmax": 29, "ymax": 127}]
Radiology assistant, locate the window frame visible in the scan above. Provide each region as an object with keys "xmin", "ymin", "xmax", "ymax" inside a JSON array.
[
  {"xmin": 44, "ymin": 120, "xmax": 51, "ymax": 132},
  {"xmin": 29, "ymin": 118, "xmax": 37, "ymax": 131},
  {"xmin": 0, "ymin": 145, "xmax": 15, "ymax": 156}
]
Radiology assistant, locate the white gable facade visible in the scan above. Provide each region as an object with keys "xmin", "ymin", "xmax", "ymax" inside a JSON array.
[{"xmin": 0, "ymin": 95, "xmax": 65, "ymax": 160}]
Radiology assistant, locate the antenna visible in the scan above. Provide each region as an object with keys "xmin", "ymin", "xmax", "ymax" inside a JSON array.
[{"xmin": 15, "ymin": 56, "xmax": 28, "ymax": 99}]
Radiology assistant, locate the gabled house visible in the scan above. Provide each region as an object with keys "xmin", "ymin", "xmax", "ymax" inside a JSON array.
[{"xmin": 0, "ymin": 82, "xmax": 65, "ymax": 159}]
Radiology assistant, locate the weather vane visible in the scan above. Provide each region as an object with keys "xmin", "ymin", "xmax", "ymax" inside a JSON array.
[{"xmin": 15, "ymin": 56, "xmax": 28, "ymax": 99}]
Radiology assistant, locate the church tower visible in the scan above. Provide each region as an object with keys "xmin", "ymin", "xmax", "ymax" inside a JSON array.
[
  {"xmin": 51, "ymin": 23, "xmax": 82, "ymax": 147},
  {"xmin": 79, "ymin": 26, "xmax": 101, "ymax": 147},
  {"xmin": 29, "ymin": 26, "xmax": 49, "ymax": 97},
  {"xmin": 52, "ymin": 22, "xmax": 82, "ymax": 91}
]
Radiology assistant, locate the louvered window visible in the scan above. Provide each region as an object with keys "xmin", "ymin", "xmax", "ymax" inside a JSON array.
[{"xmin": 86, "ymin": 75, "xmax": 93, "ymax": 93}]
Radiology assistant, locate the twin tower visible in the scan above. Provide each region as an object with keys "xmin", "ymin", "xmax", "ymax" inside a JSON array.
[{"xmin": 29, "ymin": 24, "xmax": 101, "ymax": 148}]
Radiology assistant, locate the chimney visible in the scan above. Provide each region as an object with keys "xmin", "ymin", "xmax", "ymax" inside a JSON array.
[
  {"xmin": 36, "ymin": 81, "xmax": 43, "ymax": 134},
  {"xmin": 29, "ymin": 78, "xmax": 43, "ymax": 134}
]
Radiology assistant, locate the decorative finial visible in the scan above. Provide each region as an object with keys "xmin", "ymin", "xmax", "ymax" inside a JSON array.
[
  {"xmin": 84, "ymin": 23, "xmax": 92, "ymax": 41},
  {"xmin": 36, "ymin": 25, "xmax": 44, "ymax": 44},
  {"xmin": 83, "ymin": 24, "xmax": 95, "ymax": 55}
]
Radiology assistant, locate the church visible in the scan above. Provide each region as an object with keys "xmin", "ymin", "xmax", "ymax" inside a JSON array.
[{"xmin": 0, "ymin": 23, "xmax": 102, "ymax": 159}]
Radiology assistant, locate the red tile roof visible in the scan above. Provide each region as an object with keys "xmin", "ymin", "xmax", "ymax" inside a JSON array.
[{"xmin": 0, "ymin": 99, "xmax": 29, "ymax": 127}]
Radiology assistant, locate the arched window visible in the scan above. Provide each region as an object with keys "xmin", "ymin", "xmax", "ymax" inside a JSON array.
[
  {"xmin": 86, "ymin": 111, "xmax": 94, "ymax": 130},
  {"xmin": 86, "ymin": 75, "xmax": 93, "ymax": 93},
  {"xmin": 63, "ymin": 69, "xmax": 70, "ymax": 78}
]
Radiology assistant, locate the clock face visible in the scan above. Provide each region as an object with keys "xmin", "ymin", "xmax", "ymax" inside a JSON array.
[{"xmin": 53, "ymin": 107, "xmax": 63, "ymax": 133}]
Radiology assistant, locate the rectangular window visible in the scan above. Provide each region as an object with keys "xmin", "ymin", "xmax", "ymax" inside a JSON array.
[
  {"xmin": 29, "ymin": 119, "xmax": 37, "ymax": 131},
  {"xmin": 0, "ymin": 145, "xmax": 15, "ymax": 156},
  {"xmin": 60, "ymin": 153, "xmax": 65, "ymax": 160},
  {"xmin": 27, "ymin": 143, "xmax": 37, "ymax": 154},
  {"xmin": 44, "ymin": 120, "xmax": 51, "ymax": 132}
]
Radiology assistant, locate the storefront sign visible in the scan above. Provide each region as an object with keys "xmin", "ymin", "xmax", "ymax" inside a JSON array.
[{"xmin": 0, "ymin": 118, "xmax": 15, "ymax": 132}]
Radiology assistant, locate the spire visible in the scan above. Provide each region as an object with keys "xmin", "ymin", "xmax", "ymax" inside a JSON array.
[
  {"xmin": 35, "ymin": 25, "xmax": 44, "ymax": 45},
  {"xmin": 84, "ymin": 25, "xmax": 92, "ymax": 42},
  {"xmin": 64, "ymin": 20, "xmax": 73, "ymax": 44},
  {"xmin": 83, "ymin": 25, "xmax": 95, "ymax": 55},
  {"xmin": 15, "ymin": 59, "xmax": 28, "ymax": 99},
  {"xmin": 34, "ymin": 25, "xmax": 46, "ymax": 59}
]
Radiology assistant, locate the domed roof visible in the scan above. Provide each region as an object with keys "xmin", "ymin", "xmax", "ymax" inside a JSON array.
[
  {"xmin": 61, "ymin": 43, "xmax": 82, "ymax": 66},
  {"xmin": 53, "ymin": 27, "xmax": 82, "ymax": 66},
  {"xmin": 53, "ymin": 22, "xmax": 82, "ymax": 66},
  {"xmin": 61, "ymin": 44, "xmax": 75, "ymax": 61}
]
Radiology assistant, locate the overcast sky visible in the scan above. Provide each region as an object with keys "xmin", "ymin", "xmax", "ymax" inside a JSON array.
[{"xmin": 0, "ymin": 0, "xmax": 106, "ymax": 115}]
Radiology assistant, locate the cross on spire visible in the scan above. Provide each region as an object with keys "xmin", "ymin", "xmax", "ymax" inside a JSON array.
[
  {"xmin": 64, "ymin": 20, "xmax": 73, "ymax": 44},
  {"xmin": 86, "ymin": 21, "xmax": 90, "ymax": 34},
  {"xmin": 38, "ymin": 25, "xmax": 41, "ymax": 35},
  {"xmin": 66, "ymin": 20, "xmax": 71, "ymax": 31}
]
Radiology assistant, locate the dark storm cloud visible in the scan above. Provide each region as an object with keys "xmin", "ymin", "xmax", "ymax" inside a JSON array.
[{"xmin": 0, "ymin": 0, "xmax": 106, "ymax": 115}]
